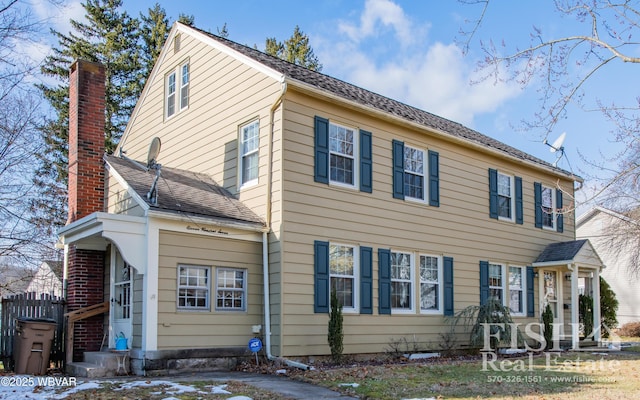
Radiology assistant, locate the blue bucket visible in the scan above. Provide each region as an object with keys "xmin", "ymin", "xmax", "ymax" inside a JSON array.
[{"xmin": 115, "ymin": 333, "xmax": 128, "ymax": 350}]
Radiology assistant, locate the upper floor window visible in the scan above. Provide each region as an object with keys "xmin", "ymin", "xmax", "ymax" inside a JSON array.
[
  {"xmin": 497, "ymin": 173, "xmax": 513, "ymax": 220},
  {"xmin": 391, "ymin": 251, "xmax": 413, "ymax": 312},
  {"xmin": 329, "ymin": 243, "xmax": 358, "ymax": 311},
  {"xmin": 393, "ymin": 140, "xmax": 440, "ymax": 206},
  {"xmin": 329, "ymin": 123, "xmax": 357, "ymax": 187},
  {"xmin": 177, "ymin": 265, "xmax": 210, "ymax": 310},
  {"xmin": 404, "ymin": 145, "xmax": 425, "ymax": 201},
  {"xmin": 419, "ymin": 255, "xmax": 442, "ymax": 313},
  {"xmin": 216, "ymin": 268, "xmax": 247, "ymax": 311},
  {"xmin": 489, "ymin": 169, "xmax": 523, "ymax": 224},
  {"xmin": 541, "ymin": 186, "xmax": 556, "ymax": 229},
  {"xmin": 239, "ymin": 120, "xmax": 259, "ymax": 187},
  {"xmin": 180, "ymin": 63, "xmax": 189, "ymax": 111},
  {"xmin": 165, "ymin": 61, "xmax": 190, "ymax": 119}
]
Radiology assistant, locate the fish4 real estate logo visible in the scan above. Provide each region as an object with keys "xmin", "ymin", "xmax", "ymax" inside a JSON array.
[{"xmin": 480, "ymin": 322, "xmax": 622, "ymax": 372}]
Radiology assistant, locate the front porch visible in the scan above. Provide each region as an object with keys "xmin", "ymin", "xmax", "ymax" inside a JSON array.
[{"xmin": 533, "ymin": 239, "xmax": 605, "ymax": 349}]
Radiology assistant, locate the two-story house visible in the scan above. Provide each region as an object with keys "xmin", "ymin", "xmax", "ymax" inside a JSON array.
[{"xmin": 58, "ymin": 22, "xmax": 604, "ymax": 376}]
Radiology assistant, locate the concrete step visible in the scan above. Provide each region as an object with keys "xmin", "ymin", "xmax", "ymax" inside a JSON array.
[
  {"xmin": 84, "ymin": 351, "xmax": 119, "ymax": 369},
  {"xmin": 67, "ymin": 361, "xmax": 109, "ymax": 378}
]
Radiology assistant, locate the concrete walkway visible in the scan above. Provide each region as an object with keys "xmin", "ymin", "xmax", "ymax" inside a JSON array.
[{"xmin": 167, "ymin": 371, "xmax": 359, "ymax": 399}]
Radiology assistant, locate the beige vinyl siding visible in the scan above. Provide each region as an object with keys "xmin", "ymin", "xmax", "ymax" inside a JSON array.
[
  {"xmin": 117, "ymin": 31, "xmax": 283, "ymax": 223},
  {"xmin": 156, "ymin": 230, "xmax": 263, "ymax": 349},
  {"xmin": 105, "ymin": 170, "xmax": 144, "ymax": 216},
  {"xmin": 277, "ymin": 89, "xmax": 574, "ymax": 356},
  {"xmin": 132, "ymin": 270, "xmax": 143, "ymax": 348}
]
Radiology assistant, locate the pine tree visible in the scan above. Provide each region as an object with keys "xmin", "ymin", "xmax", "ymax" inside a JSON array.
[
  {"xmin": 328, "ymin": 290, "xmax": 344, "ymax": 363},
  {"xmin": 265, "ymin": 25, "xmax": 322, "ymax": 71}
]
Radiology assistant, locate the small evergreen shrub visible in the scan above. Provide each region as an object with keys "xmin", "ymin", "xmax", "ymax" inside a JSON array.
[
  {"xmin": 542, "ymin": 304, "xmax": 554, "ymax": 350},
  {"xmin": 328, "ymin": 290, "xmax": 344, "ymax": 363}
]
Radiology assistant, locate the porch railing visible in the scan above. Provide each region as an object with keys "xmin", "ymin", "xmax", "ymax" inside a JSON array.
[{"xmin": 64, "ymin": 301, "xmax": 109, "ymax": 364}]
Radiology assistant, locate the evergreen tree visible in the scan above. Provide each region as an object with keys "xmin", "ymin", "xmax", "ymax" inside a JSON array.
[{"xmin": 265, "ymin": 25, "xmax": 322, "ymax": 71}]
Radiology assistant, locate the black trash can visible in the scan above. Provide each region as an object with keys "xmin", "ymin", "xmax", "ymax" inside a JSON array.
[{"xmin": 13, "ymin": 317, "xmax": 57, "ymax": 375}]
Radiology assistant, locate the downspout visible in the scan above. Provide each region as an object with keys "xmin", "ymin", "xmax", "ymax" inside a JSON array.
[{"xmin": 262, "ymin": 80, "xmax": 309, "ymax": 370}]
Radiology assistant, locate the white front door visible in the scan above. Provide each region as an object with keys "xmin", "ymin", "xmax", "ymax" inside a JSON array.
[
  {"xmin": 109, "ymin": 247, "xmax": 132, "ymax": 349},
  {"xmin": 541, "ymin": 270, "xmax": 564, "ymax": 336}
]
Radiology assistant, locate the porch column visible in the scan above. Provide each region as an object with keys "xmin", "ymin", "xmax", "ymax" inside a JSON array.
[
  {"xmin": 593, "ymin": 268, "xmax": 601, "ymax": 342},
  {"xmin": 570, "ymin": 264, "xmax": 579, "ymax": 349}
]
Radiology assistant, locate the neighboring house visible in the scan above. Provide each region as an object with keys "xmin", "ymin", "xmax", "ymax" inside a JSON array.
[
  {"xmin": 577, "ymin": 206, "xmax": 640, "ymax": 327},
  {"xmin": 25, "ymin": 261, "xmax": 63, "ymax": 297},
  {"xmin": 0, "ymin": 265, "xmax": 33, "ymax": 298},
  {"xmin": 58, "ymin": 22, "xmax": 604, "ymax": 375}
]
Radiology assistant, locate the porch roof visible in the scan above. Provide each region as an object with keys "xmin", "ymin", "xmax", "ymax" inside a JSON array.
[{"xmin": 532, "ymin": 239, "xmax": 604, "ymax": 269}]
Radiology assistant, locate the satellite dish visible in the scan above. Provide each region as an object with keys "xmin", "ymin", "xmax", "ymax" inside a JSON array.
[
  {"xmin": 147, "ymin": 137, "xmax": 161, "ymax": 168},
  {"xmin": 549, "ymin": 132, "xmax": 566, "ymax": 153}
]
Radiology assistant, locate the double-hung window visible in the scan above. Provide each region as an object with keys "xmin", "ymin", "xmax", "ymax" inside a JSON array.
[
  {"xmin": 240, "ymin": 120, "xmax": 260, "ymax": 187},
  {"xmin": 329, "ymin": 244, "xmax": 357, "ymax": 311},
  {"xmin": 497, "ymin": 173, "xmax": 513, "ymax": 220},
  {"xmin": 216, "ymin": 268, "xmax": 247, "ymax": 311},
  {"xmin": 391, "ymin": 251, "xmax": 413, "ymax": 311},
  {"xmin": 488, "ymin": 263, "xmax": 504, "ymax": 304},
  {"xmin": 165, "ymin": 61, "xmax": 190, "ymax": 119},
  {"xmin": 177, "ymin": 265, "xmax": 210, "ymax": 310},
  {"xmin": 541, "ymin": 186, "xmax": 556, "ymax": 229},
  {"xmin": 329, "ymin": 123, "xmax": 356, "ymax": 187},
  {"xmin": 419, "ymin": 255, "xmax": 441, "ymax": 313},
  {"xmin": 509, "ymin": 266, "xmax": 525, "ymax": 315},
  {"xmin": 404, "ymin": 145, "xmax": 425, "ymax": 201}
]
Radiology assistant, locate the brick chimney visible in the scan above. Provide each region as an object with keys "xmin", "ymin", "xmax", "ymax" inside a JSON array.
[{"xmin": 67, "ymin": 60, "xmax": 106, "ymax": 361}]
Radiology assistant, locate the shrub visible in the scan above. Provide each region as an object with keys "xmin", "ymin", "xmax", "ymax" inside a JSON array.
[
  {"xmin": 542, "ymin": 304, "xmax": 554, "ymax": 350},
  {"xmin": 617, "ymin": 321, "xmax": 640, "ymax": 337},
  {"xmin": 600, "ymin": 277, "xmax": 618, "ymax": 336},
  {"xmin": 327, "ymin": 290, "xmax": 343, "ymax": 363}
]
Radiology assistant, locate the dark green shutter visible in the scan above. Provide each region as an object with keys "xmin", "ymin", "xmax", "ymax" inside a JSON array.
[
  {"xmin": 556, "ymin": 189, "xmax": 563, "ymax": 232},
  {"xmin": 489, "ymin": 169, "xmax": 498, "ymax": 219},
  {"xmin": 534, "ymin": 182, "xmax": 542, "ymax": 228},
  {"xmin": 515, "ymin": 176, "xmax": 523, "ymax": 224},
  {"xmin": 314, "ymin": 116, "xmax": 329, "ymax": 184},
  {"xmin": 314, "ymin": 241, "xmax": 329, "ymax": 313},
  {"xmin": 443, "ymin": 256, "xmax": 454, "ymax": 316},
  {"xmin": 360, "ymin": 130, "xmax": 373, "ymax": 193},
  {"xmin": 526, "ymin": 266, "xmax": 535, "ymax": 317},
  {"xmin": 428, "ymin": 150, "xmax": 439, "ymax": 207},
  {"xmin": 392, "ymin": 140, "xmax": 405, "ymax": 199},
  {"xmin": 378, "ymin": 248, "xmax": 391, "ymax": 314},
  {"xmin": 480, "ymin": 261, "xmax": 489, "ymax": 305},
  {"xmin": 360, "ymin": 246, "xmax": 373, "ymax": 314}
]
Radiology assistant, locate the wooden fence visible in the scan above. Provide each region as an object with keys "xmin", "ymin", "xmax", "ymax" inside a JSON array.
[{"xmin": 0, "ymin": 292, "xmax": 66, "ymax": 371}]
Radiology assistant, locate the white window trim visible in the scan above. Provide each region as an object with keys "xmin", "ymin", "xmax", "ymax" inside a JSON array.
[
  {"xmin": 329, "ymin": 242, "xmax": 359, "ymax": 314},
  {"xmin": 488, "ymin": 262, "xmax": 506, "ymax": 306},
  {"xmin": 497, "ymin": 172, "xmax": 515, "ymax": 222},
  {"xmin": 164, "ymin": 59, "xmax": 190, "ymax": 120},
  {"xmin": 328, "ymin": 122, "xmax": 359, "ymax": 190},
  {"xmin": 541, "ymin": 185, "xmax": 557, "ymax": 230},
  {"xmin": 419, "ymin": 254, "xmax": 443, "ymax": 315},
  {"xmin": 391, "ymin": 250, "xmax": 415, "ymax": 314},
  {"xmin": 215, "ymin": 267, "xmax": 247, "ymax": 312},
  {"xmin": 404, "ymin": 144, "xmax": 427, "ymax": 203},
  {"xmin": 238, "ymin": 119, "xmax": 260, "ymax": 189},
  {"xmin": 177, "ymin": 264, "xmax": 210, "ymax": 311},
  {"xmin": 508, "ymin": 265, "xmax": 526, "ymax": 316}
]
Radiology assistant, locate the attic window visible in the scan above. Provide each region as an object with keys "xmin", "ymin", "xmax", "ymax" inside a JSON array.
[{"xmin": 165, "ymin": 60, "xmax": 190, "ymax": 119}]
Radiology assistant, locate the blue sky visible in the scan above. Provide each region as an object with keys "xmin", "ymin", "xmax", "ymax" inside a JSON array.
[{"xmin": 32, "ymin": 0, "xmax": 637, "ymax": 210}]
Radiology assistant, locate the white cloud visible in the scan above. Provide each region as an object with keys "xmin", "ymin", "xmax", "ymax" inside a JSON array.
[
  {"xmin": 338, "ymin": 0, "xmax": 422, "ymax": 46},
  {"xmin": 31, "ymin": 0, "xmax": 85, "ymax": 35},
  {"xmin": 318, "ymin": 0, "xmax": 522, "ymax": 128}
]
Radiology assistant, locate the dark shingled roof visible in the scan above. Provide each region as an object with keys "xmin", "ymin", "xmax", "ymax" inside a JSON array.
[
  {"xmin": 191, "ymin": 25, "xmax": 576, "ymax": 179},
  {"xmin": 105, "ymin": 155, "xmax": 265, "ymax": 228},
  {"xmin": 535, "ymin": 240, "xmax": 588, "ymax": 263}
]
